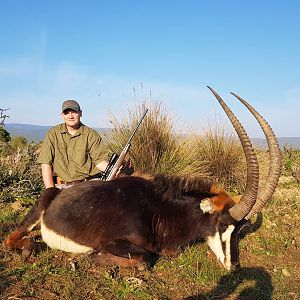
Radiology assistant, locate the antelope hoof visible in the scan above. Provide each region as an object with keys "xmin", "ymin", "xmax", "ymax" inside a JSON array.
[{"xmin": 21, "ymin": 239, "xmax": 35, "ymax": 260}]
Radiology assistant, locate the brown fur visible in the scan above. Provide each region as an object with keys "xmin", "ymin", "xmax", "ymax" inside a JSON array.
[
  {"xmin": 4, "ymin": 229, "xmax": 26, "ymax": 250},
  {"xmin": 209, "ymin": 192, "xmax": 236, "ymax": 213}
]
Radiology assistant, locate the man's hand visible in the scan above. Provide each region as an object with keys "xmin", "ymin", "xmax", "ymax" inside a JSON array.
[
  {"xmin": 96, "ymin": 160, "xmax": 109, "ymax": 172},
  {"xmin": 117, "ymin": 158, "xmax": 134, "ymax": 177}
]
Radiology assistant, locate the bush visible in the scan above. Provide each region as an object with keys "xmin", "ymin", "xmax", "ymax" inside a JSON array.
[
  {"xmin": 0, "ymin": 126, "xmax": 10, "ymax": 142},
  {"xmin": 10, "ymin": 136, "xmax": 28, "ymax": 150},
  {"xmin": 0, "ymin": 143, "xmax": 43, "ymax": 202},
  {"xmin": 283, "ymin": 145, "xmax": 300, "ymax": 183}
]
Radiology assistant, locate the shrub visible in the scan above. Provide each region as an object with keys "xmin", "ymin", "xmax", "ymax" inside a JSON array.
[
  {"xmin": 10, "ymin": 136, "xmax": 28, "ymax": 150},
  {"xmin": 283, "ymin": 145, "xmax": 300, "ymax": 183},
  {"xmin": 0, "ymin": 126, "xmax": 11, "ymax": 142},
  {"xmin": 0, "ymin": 143, "xmax": 43, "ymax": 202}
]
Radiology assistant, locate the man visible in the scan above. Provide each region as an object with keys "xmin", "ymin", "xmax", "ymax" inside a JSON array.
[{"xmin": 38, "ymin": 100, "xmax": 109, "ymax": 189}]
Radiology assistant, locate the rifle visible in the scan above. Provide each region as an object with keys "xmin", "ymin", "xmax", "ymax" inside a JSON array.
[{"xmin": 100, "ymin": 109, "xmax": 148, "ymax": 181}]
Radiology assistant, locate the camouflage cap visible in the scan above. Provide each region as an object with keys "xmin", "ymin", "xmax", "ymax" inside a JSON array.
[{"xmin": 62, "ymin": 100, "xmax": 81, "ymax": 112}]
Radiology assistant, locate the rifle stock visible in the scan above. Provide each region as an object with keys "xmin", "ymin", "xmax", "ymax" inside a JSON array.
[{"xmin": 101, "ymin": 109, "xmax": 148, "ymax": 181}]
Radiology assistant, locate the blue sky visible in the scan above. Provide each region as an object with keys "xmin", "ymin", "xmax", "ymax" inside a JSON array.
[{"xmin": 0, "ymin": 1, "xmax": 299, "ymax": 137}]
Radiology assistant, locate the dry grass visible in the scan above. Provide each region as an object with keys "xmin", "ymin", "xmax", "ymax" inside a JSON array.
[
  {"xmin": 188, "ymin": 125, "xmax": 247, "ymax": 194},
  {"xmin": 103, "ymin": 102, "xmax": 251, "ymax": 194},
  {"xmin": 104, "ymin": 101, "xmax": 210, "ymax": 176}
]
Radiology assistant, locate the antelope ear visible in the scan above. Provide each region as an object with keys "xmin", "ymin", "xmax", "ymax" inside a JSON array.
[{"xmin": 200, "ymin": 198, "xmax": 214, "ymax": 214}]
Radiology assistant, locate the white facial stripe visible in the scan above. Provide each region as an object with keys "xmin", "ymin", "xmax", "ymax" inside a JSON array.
[
  {"xmin": 207, "ymin": 232, "xmax": 225, "ymax": 265},
  {"xmin": 41, "ymin": 219, "xmax": 93, "ymax": 253},
  {"xmin": 206, "ymin": 224, "xmax": 235, "ymax": 271},
  {"xmin": 221, "ymin": 224, "xmax": 235, "ymax": 242},
  {"xmin": 221, "ymin": 224, "xmax": 235, "ymax": 270}
]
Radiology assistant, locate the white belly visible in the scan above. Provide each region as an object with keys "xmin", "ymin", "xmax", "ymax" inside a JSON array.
[{"xmin": 41, "ymin": 219, "xmax": 93, "ymax": 253}]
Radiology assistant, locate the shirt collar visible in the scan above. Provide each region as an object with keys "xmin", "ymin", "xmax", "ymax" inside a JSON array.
[{"xmin": 60, "ymin": 122, "xmax": 85, "ymax": 136}]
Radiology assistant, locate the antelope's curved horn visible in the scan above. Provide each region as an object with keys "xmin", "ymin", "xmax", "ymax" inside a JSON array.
[
  {"xmin": 231, "ymin": 93, "xmax": 282, "ymax": 219},
  {"xmin": 207, "ymin": 86, "xmax": 259, "ymax": 221}
]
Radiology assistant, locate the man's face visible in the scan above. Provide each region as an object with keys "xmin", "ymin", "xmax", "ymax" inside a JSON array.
[{"xmin": 61, "ymin": 109, "xmax": 82, "ymax": 128}]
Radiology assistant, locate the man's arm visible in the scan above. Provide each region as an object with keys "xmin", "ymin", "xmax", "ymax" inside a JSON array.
[
  {"xmin": 37, "ymin": 128, "xmax": 56, "ymax": 188},
  {"xmin": 41, "ymin": 164, "xmax": 55, "ymax": 188},
  {"xmin": 88, "ymin": 130, "xmax": 120, "ymax": 178}
]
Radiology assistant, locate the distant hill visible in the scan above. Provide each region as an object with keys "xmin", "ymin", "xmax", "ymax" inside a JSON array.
[
  {"xmin": 5, "ymin": 123, "xmax": 111, "ymax": 142},
  {"xmin": 5, "ymin": 123, "xmax": 52, "ymax": 142},
  {"xmin": 4, "ymin": 123, "xmax": 300, "ymax": 149},
  {"xmin": 251, "ymin": 137, "xmax": 300, "ymax": 150}
]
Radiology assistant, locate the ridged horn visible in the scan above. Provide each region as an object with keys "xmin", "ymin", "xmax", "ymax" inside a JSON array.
[
  {"xmin": 207, "ymin": 86, "xmax": 259, "ymax": 221},
  {"xmin": 231, "ymin": 93, "xmax": 282, "ymax": 219}
]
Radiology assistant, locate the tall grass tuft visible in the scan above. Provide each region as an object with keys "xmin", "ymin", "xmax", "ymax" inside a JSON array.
[
  {"xmin": 104, "ymin": 101, "xmax": 209, "ymax": 176},
  {"xmin": 190, "ymin": 124, "xmax": 247, "ymax": 194}
]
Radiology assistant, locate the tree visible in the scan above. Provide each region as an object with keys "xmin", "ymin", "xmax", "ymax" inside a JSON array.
[
  {"xmin": 0, "ymin": 108, "xmax": 10, "ymax": 125},
  {"xmin": 0, "ymin": 126, "xmax": 11, "ymax": 142}
]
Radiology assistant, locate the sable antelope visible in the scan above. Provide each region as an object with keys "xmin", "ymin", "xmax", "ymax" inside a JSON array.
[{"xmin": 4, "ymin": 87, "xmax": 282, "ymax": 270}]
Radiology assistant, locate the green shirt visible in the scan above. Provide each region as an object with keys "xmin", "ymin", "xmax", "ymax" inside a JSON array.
[{"xmin": 37, "ymin": 123, "xmax": 105, "ymax": 182}]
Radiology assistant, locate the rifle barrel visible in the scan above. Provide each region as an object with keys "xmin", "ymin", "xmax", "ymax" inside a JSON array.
[
  {"xmin": 105, "ymin": 109, "xmax": 148, "ymax": 181},
  {"xmin": 127, "ymin": 109, "xmax": 148, "ymax": 144}
]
